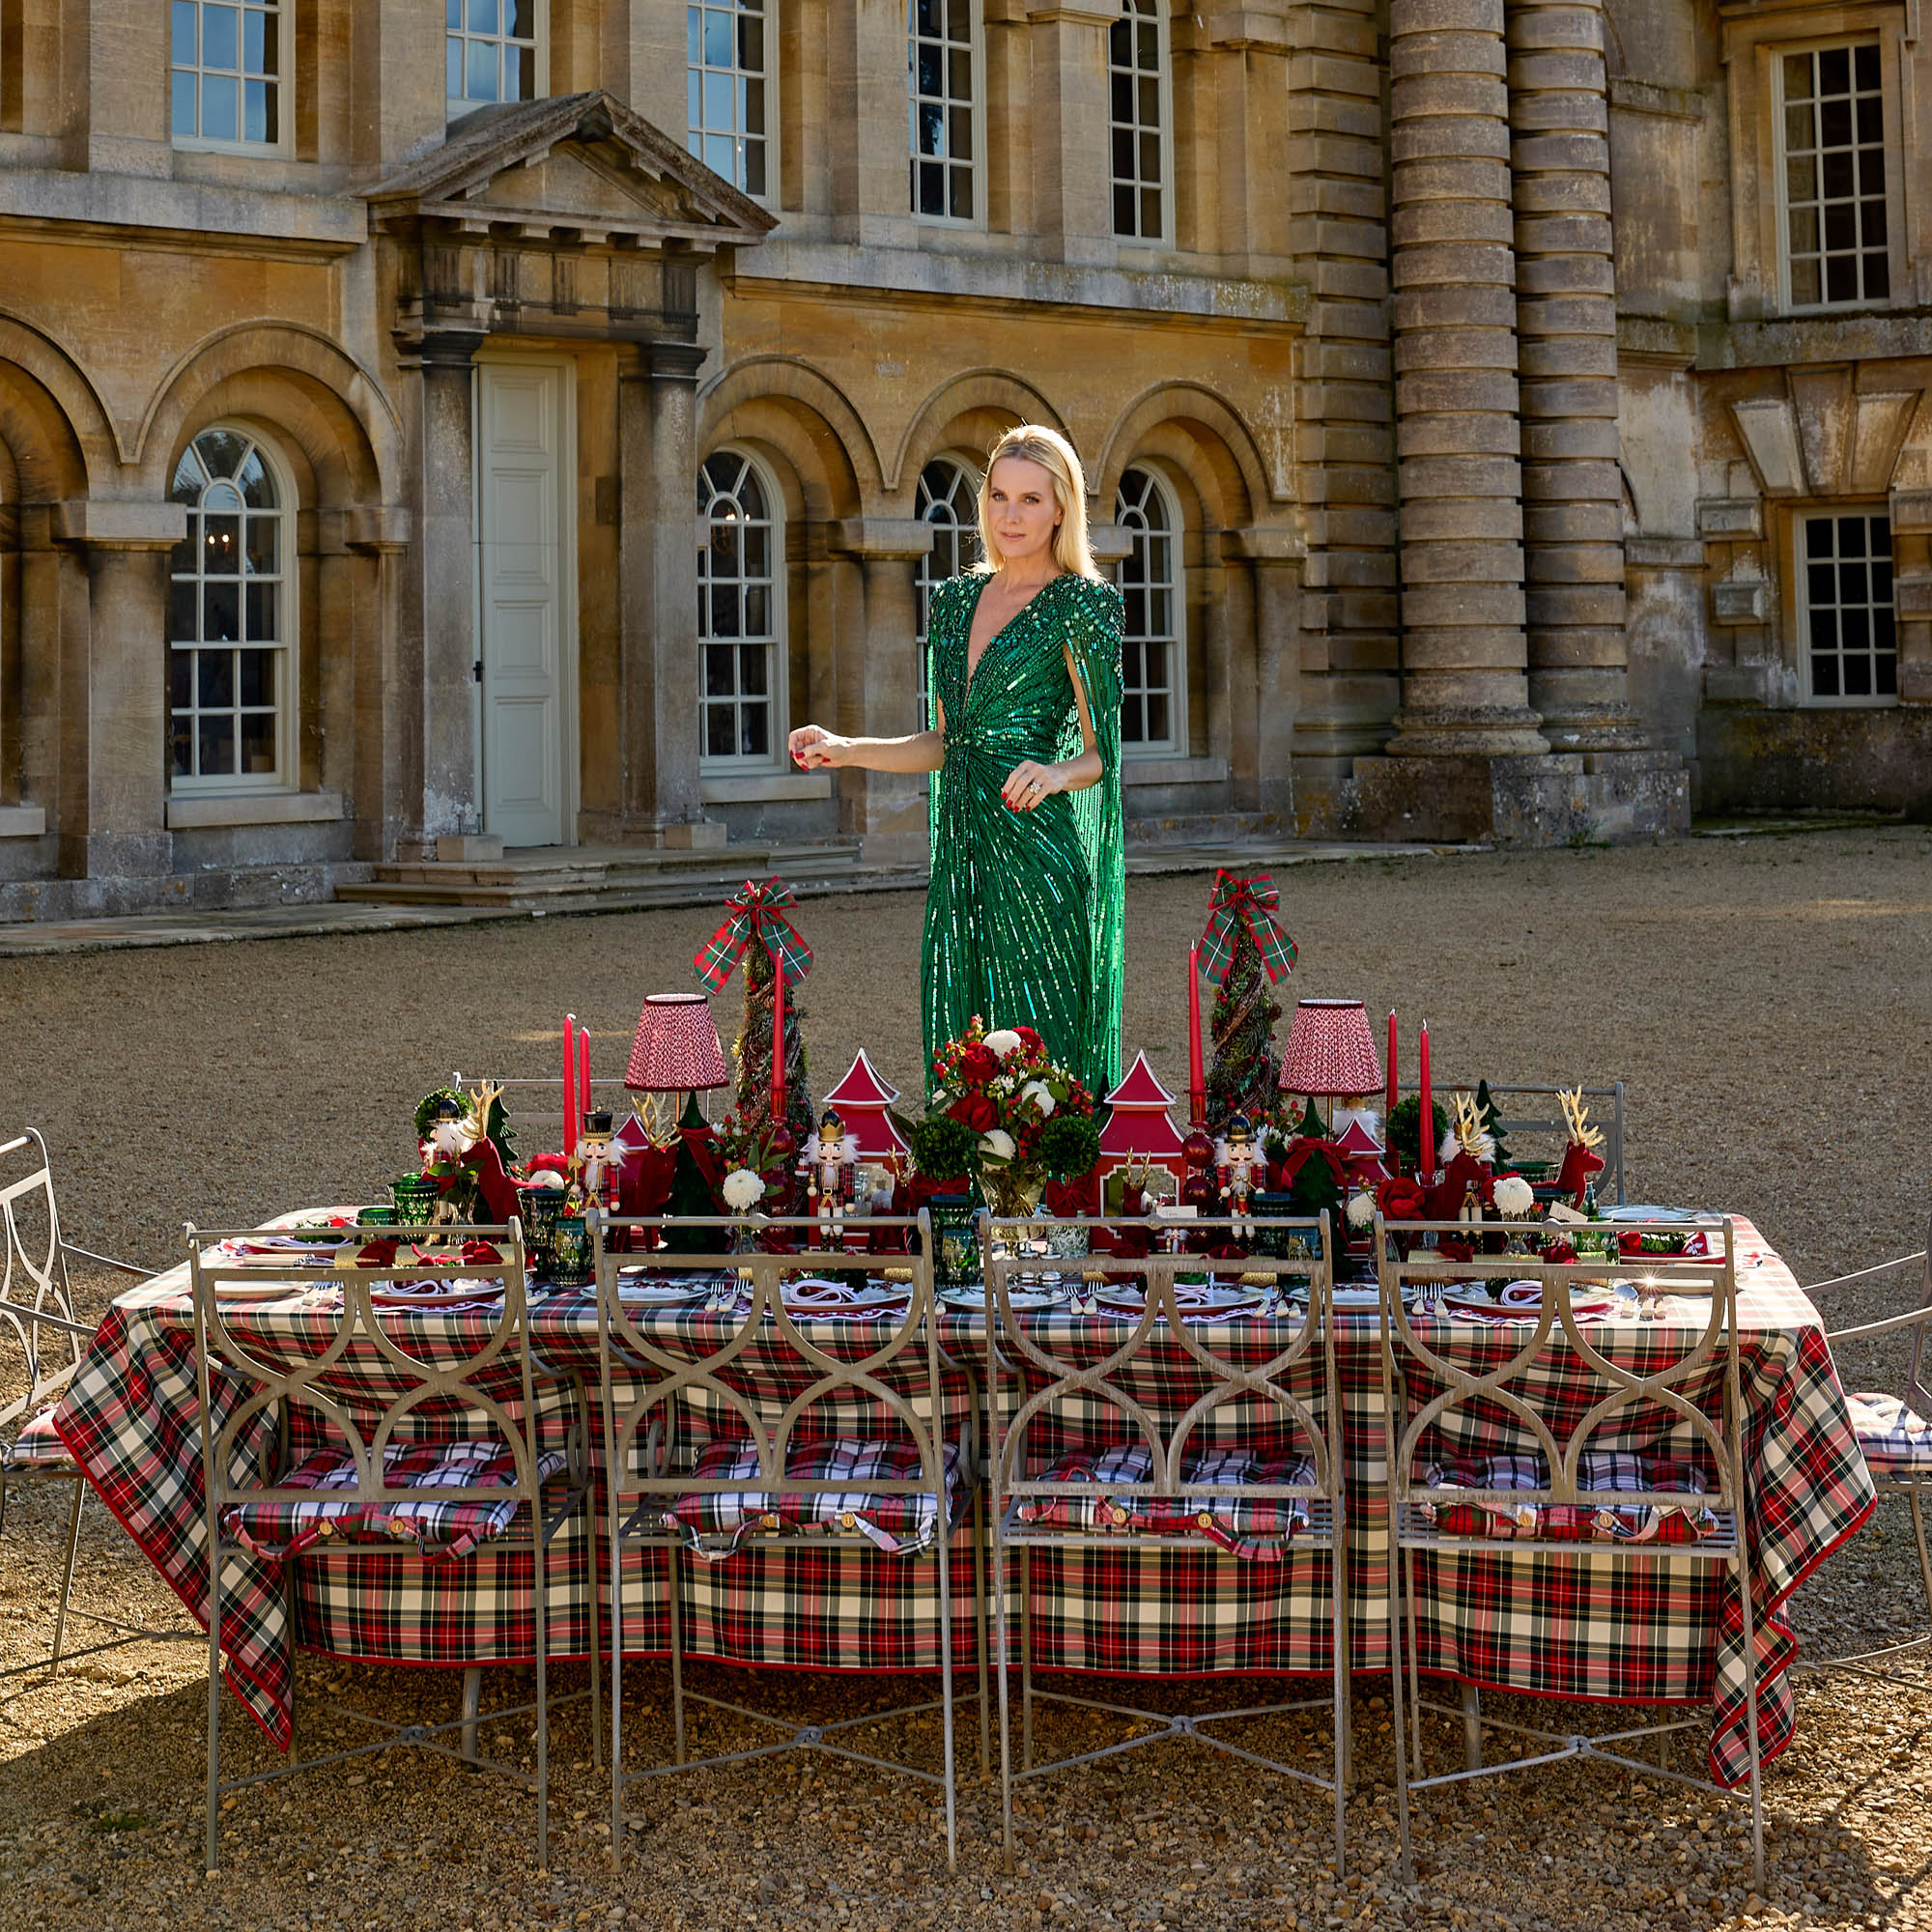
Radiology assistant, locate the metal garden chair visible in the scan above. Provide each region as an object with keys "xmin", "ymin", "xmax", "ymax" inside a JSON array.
[
  {"xmin": 186, "ymin": 1217, "xmax": 594, "ymax": 1872},
  {"xmin": 0, "ymin": 1128, "xmax": 187, "ymax": 1679},
  {"xmin": 1375, "ymin": 1213, "xmax": 1763, "ymax": 1888},
  {"xmin": 1798, "ymin": 1215, "xmax": 1932, "ymax": 1676},
  {"xmin": 982, "ymin": 1209, "xmax": 1350, "ymax": 1872},
  {"xmin": 592, "ymin": 1209, "xmax": 982, "ymax": 1870}
]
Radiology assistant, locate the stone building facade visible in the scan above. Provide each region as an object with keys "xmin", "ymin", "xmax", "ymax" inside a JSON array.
[{"xmin": 0, "ymin": 0, "xmax": 1924, "ymax": 919}]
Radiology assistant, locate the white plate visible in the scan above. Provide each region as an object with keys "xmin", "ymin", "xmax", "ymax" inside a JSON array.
[
  {"xmin": 616, "ymin": 1273, "xmax": 725, "ymax": 1305},
  {"xmin": 940, "ymin": 1284, "xmax": 1067, "ymax": 1313},
  {"xmin": 209, "ymin": 1279, "xmax": 318, "ymax": 1301},
  {"xmin": 1331, "ymin": 1286, "xmax": 1383, "ymax": 1307},
  {"xmin": 1096, "ymin": 1283, "xmax": 1267, "ymax": 1314},
  {"xmin": 781, "ymin": 1280, "xmax": 907, "ymax": 1313}
]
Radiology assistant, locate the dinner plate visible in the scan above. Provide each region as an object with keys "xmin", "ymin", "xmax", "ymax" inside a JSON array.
[
  {"xmin": 1095, "ymin": 1283, "xmax": 1267, "ymax": 1315},
  {"xmin": 1330, "ymin": 1286, "xmax": 1383, "ymax": 1307},
  {"xmin": 616, "ymin": 1272, "xmax": 725, "ymax": 1305},
  {"xmin": 939, "ymin": 1284, "xmax": 1066, "ymax": 1313},
  {"xmin": 209, "ymin": 1278, "xmax": 319, "ymax": 1301},
  {"xmin": 781, "ymin": 1280, "xmax": 907, "ymax": 1313}
]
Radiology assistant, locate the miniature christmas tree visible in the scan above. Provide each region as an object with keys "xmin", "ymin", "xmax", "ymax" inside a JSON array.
[
  {"xmin": 733, "ymin": 941, "xmax": 814, "ymax": 1151},
  {"xmin": 1294, "ymin": 1095, "xmax": 1326, "ymax": 1141},
  {"xmin": 667, "ymin": 1091, "xmax": 728, "ymax": 1252},
  {"xmin": 1473, "ymin": 1079, "xmax": 1511, "ymax": 1168},
  {"xmin": 1205, "ymin": 918, "xmax": 1282, "ymax": 1134}
]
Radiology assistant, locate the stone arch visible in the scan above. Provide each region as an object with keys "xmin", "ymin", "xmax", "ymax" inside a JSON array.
[
  {"xmin": 699, "ymin": 356, "xmax": 881, "ymax": 512},
  {"xmin": 0, "ymin": 312, "xmax": 118, "ymax": 496},
  {"xmin": 1094, "ymin": 382, "xmax": 1276, "ymax": 526},
  {"xmin": 889, "ymin": 370, "xmax": 1066, "ymax": 498},
  {"xmin": 134, "ymin": 322, "xmax": 401, "ymax": 506}
]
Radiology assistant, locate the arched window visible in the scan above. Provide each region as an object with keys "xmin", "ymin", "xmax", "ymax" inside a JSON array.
[
  {"xmin": 698, "ymin": 447, "xmax": 784, "ymax": 767},
  {"xmin": 1110, "ymin": 0, "xmax": 1169, "ymax": 242},
  {"xmin": 167, "ymin": 426, "xmax": 294, "ymax": 791},
  {"xmin": 915, "ymin": 457, "xmax": 980, "ymax": 715},
  {"xmin": 1116, "ymin": 465, "xmax": 1183, "ymax": 752}
]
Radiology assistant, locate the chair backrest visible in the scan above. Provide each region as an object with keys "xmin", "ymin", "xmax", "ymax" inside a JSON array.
[
  {"xmin": 590, "ymin": 1212, "xmax": 955, "ymax": 1510},
  {"xmin": 1818, "ymin": 1212, "xmax": 1932, "ymax": 1420},
  {"xmin": 0, "ymin": 1129, "xmax": 91, "ymax": 1435},
  {"xmin": 1392, "ymin": 1080, "xmax": 1628, "ymax": 1204},
  {"xmin": 1375, "ymin": 1213, "xmax": 1745, "ymax": 1521},
  {"xmin": 184, "ymin": 1220, "xmax": 561, "ymax": 1519},
  {"xmin": 982, "ymin": 1210, "xmax": 1341, "ymax": 1518}
]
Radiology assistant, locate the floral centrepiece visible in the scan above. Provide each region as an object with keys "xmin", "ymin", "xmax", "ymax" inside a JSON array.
[{"xmin": 896, "ymin": 1015, "xmax": 1100, "ymax": 1220}]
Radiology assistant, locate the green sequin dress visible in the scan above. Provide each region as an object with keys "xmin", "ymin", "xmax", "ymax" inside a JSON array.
[{"xmin": 922, "ymin": 571, "xmax": 1125, "ymax": 1098}]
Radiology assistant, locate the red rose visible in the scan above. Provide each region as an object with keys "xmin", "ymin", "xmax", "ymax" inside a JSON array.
[
  {"xmin": 958, "ymin": 1045, "xmax": 998, "ymax": 1086},
  {"xmin": 1015, "ymin": 1026, "xmax": 1043, "ymax": 1050},
  {"xmin": 950, "ymin": 1094, "xmax": 998, "ymax": 1133}
]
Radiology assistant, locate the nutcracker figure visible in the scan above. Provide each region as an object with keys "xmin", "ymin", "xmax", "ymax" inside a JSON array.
[
  {"xmin": 577, "ymin": 1111, "xmax": 624, "ymax": 1219},
  {"xmin": 1214, "ymin": 1113, "xmax": 1265, "ymax": 1245},
  {"xmin": 804, "ymin": 1108, "xmax": 859, "ymax": 1239}
]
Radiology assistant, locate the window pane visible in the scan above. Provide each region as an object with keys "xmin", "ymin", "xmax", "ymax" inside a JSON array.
[
  {"xmin": 201, "ymin": 74, "xmax": 238, "ymax": 141},
  {"xmin": 199, "ymin": 650, "xmax": 235, "ymax": 708},
  {"xmin": 243, "ymin": 8, "xmax": 265, "ymax": 67},
  {"xmin": 1843, "ymin": 653, "xmax": 1871, "ymax": 696},
  {"xmin": 205, "ymin": 513, "xmax": 241, "ymax": 569},
  {"xmin": 1784, "ymin": 52, "xmax": 1812, "ymax": 97},
  {"xmin": 740, "ymin": 706, "xmax": 769, "ymax": 757},
  {"xmin": 468, "ymin": 39, "xmax": 499, "ymax": 100},
  {"xmin": 703, "ymin": 71, "xmax": 733, "ymax": 126},
  {"xmin": 469, "ymin": 0, "xmax": 499, "ymax": 31},
  {"xmin": 171, "ymin": 582, "xmax": 199, "ymax": 642},
  {"xmin": 1812, "ymin": 655, "xmax": 1840, "ymax": 697},
  {"xmin": 1819, "ymin": 45, "xmax": 1849, "ymax": 91},
  {"xmin": 241, "ymin": 709, "xmax": 277, "ymax": 775},
  {"xmin": 239, "ymin": 648, "xmax": 275, "ymax": 707},
  {"xmin": 706, "ymin": 706, "xmax": 736, "ymax": 757},
  {"xmin": 710, "ymin": 583, "xmax": 740, "ymax": 639},
  {"xmin": 1855, "ymin": 42, "xmax": 1880, "ymax": 87},
  {"xmin": 245, "ymin": 582, "xmax": 277, "ymax": 641},
  {"xmin": 1876, "ymin": 653, "xmax": 1897, "ymax": 696},
  {"xmin": 242, "ymin": 80, "xmax": 270, "ymax": 144},
  {"xmin": 739, "ymin": 641, "xmax": 768, "ymax": 696},
  {"xmin": 448, "ymin": 39, "xmax": 465, "ymax": 99},
  {"xmin": 203, "ymin": 5, "xmax": 239, "ymax": 68},
  {"xmin": 171, "ymin": 718, "xmax": 194, "ymax": 779},
  {"xmin": 199, "ymin": 714, "xmax": 237, "ymax": 777},
  {"xmin": 171, "ymin": 651, "xmax": 193, "ymax": 708},
  {"xmin": 204, "ymin": 582, "xmax": 241, "ymax": 644},
  {"xmin": 509, "ymin": 0, "xmax": 535, "ymax": 33},
  {"xmin": 174, "ymin": 2, "xmax": 199, "ymax": 64},
  {"xmin": 705, "ymin": 8, "xmax": 732, "ymax": 65},
  {"xmin": 1791, "ymin": 258, "xmax": 1821, "ymax": 305}
]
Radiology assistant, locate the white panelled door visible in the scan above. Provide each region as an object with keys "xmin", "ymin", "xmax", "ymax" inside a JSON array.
[{"xmin": 476, "ymin": 360, "xmax": 571, "ymax": 847}]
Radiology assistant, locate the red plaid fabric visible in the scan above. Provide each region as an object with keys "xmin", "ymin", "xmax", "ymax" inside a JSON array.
[
  {"xmin": 1419, "ymin": 1451, "xmax": 1717, "ymax": 1546},
  {"xmin": 1845, "ymin": 1392, "xmax": 1932, "ymax": 1479},
  {"xmin": 1013, "ymin": 1441, "xmax": 1318, "ymax": 1560},
  {"xmin": 3, "ymin": 1406, "xmax": 78, "ymax": 1473},
  {"xmin": 222, "ymin": 1440, "xmax": 568, "ymax": 1564},
  {"xmin": 659, "ymin": 1436, "xmax": 966, "ymax": 1559}
]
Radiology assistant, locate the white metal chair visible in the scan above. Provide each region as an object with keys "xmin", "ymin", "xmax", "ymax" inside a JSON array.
[
  {"xmin": 1376, "ymin": 1213, "xmax": 1762, "ymax": 1889},
  {"xmin": 983, "ymin": 1210, "xmax": 1350, "ymax": 1873},
  {"xmin": 593, "ymin": 1208, "xmax": 982, "ymax": 1869},
  {"xmin": 186, "ymin": 1217, "xmax": 594, "ymax": 1872},
  {"xmin": 1798, "ymin": 1216, "xmax": 1932, "ymax": 1676},
  {"xmin": 0, "ymin": 1128, "xmax": 186, "ymax": 1680}
]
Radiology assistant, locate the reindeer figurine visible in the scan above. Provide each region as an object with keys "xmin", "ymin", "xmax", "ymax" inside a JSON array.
[{"xmin": 1555, "ymin": 1087, "xmax": 1606, "ymax": 1209}]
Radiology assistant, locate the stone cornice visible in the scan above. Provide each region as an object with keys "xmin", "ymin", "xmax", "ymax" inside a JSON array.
[{"xmin": 0, "ymin": 169, "xmax": 365, "ymax": 263}]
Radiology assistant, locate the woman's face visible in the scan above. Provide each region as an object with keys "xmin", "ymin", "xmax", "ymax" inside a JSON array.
[{"xmin": 987, "ymin": 456, "xmax": 1063, "ymax": 569}]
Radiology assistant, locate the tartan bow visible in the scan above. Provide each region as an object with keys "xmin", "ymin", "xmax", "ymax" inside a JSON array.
[
  {"xmin": 693, "ymin": 877, "xmax": 815, "ymax": 991},
  {"xmin": 1197, "ymin": 870, "xmax": 1297, "ymax": 985}
]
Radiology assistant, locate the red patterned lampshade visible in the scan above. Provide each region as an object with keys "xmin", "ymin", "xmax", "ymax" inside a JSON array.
[
  {"xmin": 625, "ymin": 993, "xmax": 730, "ymax": 1092},
  {"xmin": 1278, "ymin": 999, "xmax": 1383, "ymax": 1097}
]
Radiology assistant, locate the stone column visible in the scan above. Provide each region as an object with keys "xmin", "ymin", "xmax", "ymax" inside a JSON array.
[
  {"xmin": 1224, "ymin": 531, "xmax": 1304, "ymax": 821},
  {"xmin": 828, "ymin": 0, "xmax": 920, "ymax": 247},
  {"xmin": 344, "ymin": 508, "xmax": 413, "ymax": 865},
  {"xmin": 1508, "ymin": 0, "xmax": 1645, "ymax": 750},
  {"xmin": 50, "ymin": 501, "xmax": 186, "ymax": 882},
  {"xmin": 622, "ymin": 339, "xmax": 720, "ymax": 846},
  {"xmin": 1026, "ymin": 0, "xmax": 1121, "ymax": 266},
  {"xmin": 1384, "ymin": 0, "xmax": 1547, "ymax": 756},
  {"xmin": 413, "ymin": 329, "xmax": 486, "ymax": 844}
]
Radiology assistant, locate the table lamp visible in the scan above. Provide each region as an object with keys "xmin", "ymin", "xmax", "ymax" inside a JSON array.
[
  {"xmin": 624, "ymin": 992, "xmax": 730, "ymax": 1145},
  {"xmin": 1278, "ymin": 998, "xmax": 1384, "ymax": 1134}
]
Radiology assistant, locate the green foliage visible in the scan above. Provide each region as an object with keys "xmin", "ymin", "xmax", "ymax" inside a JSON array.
[
  {"xmin": 1294, "ymin": 1095, "xmax": 1326, "ymax": 1140},
  {"xmin": 1385, "ymin": 1094, "xmax": 1450, "ymax": 1167},
  {"xmin": 905, "ymin": 1113, "xmax": 978, "ymax": 1180},
  {"xmin": 733, "ymin": 945, "xmax": 814, "ymax": 1151},
  {"xmin": 1037, "ymin": 1113, "xmax": 1100, "ymax": 1181}
]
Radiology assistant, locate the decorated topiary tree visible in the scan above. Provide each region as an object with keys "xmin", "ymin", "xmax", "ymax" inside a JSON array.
[
  {"xmin": 1473, "ymin": 1078, "xmax": 1511, "ymax": 1169},
  {"xmin": 1198, "ymin": 871, "xmax": 1296, "ymax": 1135}
]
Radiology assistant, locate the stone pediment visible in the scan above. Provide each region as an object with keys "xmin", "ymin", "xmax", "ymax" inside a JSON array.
[{"xmin": 363, "ymin": 92, "xmax": 775, "ymax": 250}]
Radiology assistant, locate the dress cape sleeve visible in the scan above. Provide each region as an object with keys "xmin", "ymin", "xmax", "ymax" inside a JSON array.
[{"xmin": 1056, "ymin": 576, "xmax": 1124, "ymax": 1094}]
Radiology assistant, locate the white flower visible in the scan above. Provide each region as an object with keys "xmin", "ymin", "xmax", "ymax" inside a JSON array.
[
  {"xmin": 983, "ymin": 1029, "xmax": 1024, "ymax": 1060},
  {"xmin": 721, "ymin": 1167, "xmax": 766, "ymax": 1212},
  {"xmin": 979, "ymin": 1128, "xmax": 1016, "ymax": 1162},
  {"xmin": 1347, "ymin": 1189, "xmax": 1378, "ymax": 1231},
  {"xmin": 1019, "ymin": 1080, "xmax": 1056, "ymax": 1118},
  {"xmin": 1492, "ymin": 1174, "xmax": 1536, "ymax": 1218}
]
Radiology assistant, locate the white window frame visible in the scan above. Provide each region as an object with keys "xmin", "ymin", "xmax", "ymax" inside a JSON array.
[
  {"xmin": 1109, "ymin": 0, "xmax": 1173, "ymax": 246},
  {"xmin": 1115, "ymin": 465, "xmax": 1186, "ymax": 755},
  {"xmin": 446, "ymin": 0, "xmax": 549, "ymax": 124},
  {"xmin": 914, "ymin": 455, "xmax": 980, "ymax": 715},
  {"xmin": 170, "ymin": 0, "xmax": 288, "ymax": 156},
  {"xmin": 167, "ymin": 423, "xmax": 299, "ymax": 797},
  {"xmin": 908, "ymin": 0, "xmax": 985, "ymax": 229},
  {"xmin": 698, "ymin": 445, "xmax": 788, "ymax": 773},
  {"xmin": 1772, "ymin": 39, "xmax": 1894, "ymax": 313},
  {"xmin": 687, "ymin": 0, "xmax": 777, "ymax": 206},
  {"xmin": 1796, "ymin": 507, "xmax": 1898, "ymax": 708}
]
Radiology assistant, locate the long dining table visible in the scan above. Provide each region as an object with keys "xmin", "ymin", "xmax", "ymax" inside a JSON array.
[{"xmin": 51, "ymin": 1210, "xmax": 1873, "ymax": 1789}]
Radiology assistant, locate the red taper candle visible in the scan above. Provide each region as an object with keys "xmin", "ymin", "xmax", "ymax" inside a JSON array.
[
  {"xmin": 1187, "ymin": 942, "xmax": 1206, "ymax": 1126},
  {"xmin": 1386, "ymin": 1009, "xmax": 1398, "ymax": 1122},
  {"xmin": 771, "ymin": 966, "xmax": 786, "ymax": 1119},
  {"xmin": 578, "ymin": 1026, "xmax": 591, "ymax": 1140},
  {"xmin": 1418, "ymin": 1021, "xmax": 1434, "ymax": 1179},
  {"xmin": 562, "ymin": 1013, "xmax": 578, "ymax": 1160}
]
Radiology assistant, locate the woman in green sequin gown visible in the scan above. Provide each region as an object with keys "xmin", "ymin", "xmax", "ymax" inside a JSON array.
[{"xmin": 787, "ymin": 427, "xmax": 1124, "ymax": 1096}]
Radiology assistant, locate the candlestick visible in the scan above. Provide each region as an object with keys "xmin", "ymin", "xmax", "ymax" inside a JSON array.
[
  {"xmin": 1386, "ymin": 1010, "xmax": 1398, "ymax": 1122},
  {"xmin": 1187, "ymin": 943, "xmax": 1205, "ymax": 1125},
  {"xmin": 1418, "ymin": 1021, "xmax": 1434, "ymax": 1179},
  {"xmin": 563, "ymin": 1014, "xmax": 578, "ymax": 1161},
  {"xmin": 771, "ymin": 966, "xmax": 786, "ymax": 1119},
  {"xmin": 578, "ymin": 1027, "xmax": 591, "ymax": 1146}
]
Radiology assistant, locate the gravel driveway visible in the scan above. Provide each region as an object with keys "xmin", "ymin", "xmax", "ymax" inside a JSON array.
[{"xmin": 0, "ymin": 827, "xmax": 1928, "ymax": 1932}]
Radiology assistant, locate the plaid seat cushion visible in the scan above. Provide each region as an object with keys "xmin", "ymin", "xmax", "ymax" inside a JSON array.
[
  {"xmin": 658, "ymin": 1436, "xmax": 967, "ymax": 1561},
  {"xmin": 1419, "ymin": 1450, "xmax": 1717, "ymax": 1545},
  {"xmin": 2, "ymin": 1407, "xmax": 78, "ymax": 1474},
  {"xmin": 1011, "ymin": 1441, "xmax": 1319, "ymax": 1561},
  {"xmin": 1846, "ymin": 1392, "xmax": 1932, "ymax": 1480},
  {"xmin": 222, "ymin": 1439, "xmax": 567, "ymax": 1564}
]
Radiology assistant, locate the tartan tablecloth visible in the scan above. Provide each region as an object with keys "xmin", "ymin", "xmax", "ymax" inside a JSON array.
[{"xmin": 52, "ymin": 1216, "xmax": 1872, "ymax": 1786}]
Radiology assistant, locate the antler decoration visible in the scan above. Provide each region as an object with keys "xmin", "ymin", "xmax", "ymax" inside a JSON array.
[
  {"xmin": 1558, "ymin": 1087, "xmax": 1605, "ymax": 1150},
  {"xmin": 1450, "ymin": 1092, "xmax": 1487, "ymax": 1158},
  {"xmin": 467, "ymin": 1080, "xmax": 504, "ymax": 1137}
]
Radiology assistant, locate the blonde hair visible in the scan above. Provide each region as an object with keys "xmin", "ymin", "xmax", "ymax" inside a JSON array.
[{"xmin": 973, "ymin": 424, "xmax": 1101, "ymax": 581}]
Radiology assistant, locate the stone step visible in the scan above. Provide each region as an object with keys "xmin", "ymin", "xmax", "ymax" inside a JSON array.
[{"xmin": 1124, "ymin": 810, "xmax": 1286, "ymax": 848}]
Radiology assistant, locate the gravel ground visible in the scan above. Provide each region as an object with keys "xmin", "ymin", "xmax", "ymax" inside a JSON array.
[{"xmin": 0, "ymin": 827, "xmax": 1929, "ymax": 1932}]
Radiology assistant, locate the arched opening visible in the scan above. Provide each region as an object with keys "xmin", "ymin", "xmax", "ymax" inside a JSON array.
[{"xmin": 698, "ymin": 444, "xmax": 786, "ymax": 771}]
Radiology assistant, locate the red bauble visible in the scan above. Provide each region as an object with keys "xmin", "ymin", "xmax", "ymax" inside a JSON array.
[
  {"xmin": 768, "ymin": 1121, "xmax": 796, "ymax": 1161},
  {"xmin": 1181, "ymin": 1127, "xmax": 1215, "ymax": 1173}
]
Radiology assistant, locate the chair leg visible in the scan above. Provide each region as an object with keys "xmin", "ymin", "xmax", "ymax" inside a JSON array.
[
  {"xmin": 49, "ymin": 1480, "xmax": 86, "ymax": 1678},
  {"xmin": 668, "ymin": 1544, "xmax": 686, "ymax": 1767},
  {"xmin": 994, "ymin": 1533, "xmax": 1014, "ymax": 1873},
  {"xmin": 1387, "ymin": 1544, "xmax": 1414, "ymax": 1886},
  {"xmin": 0, "ymin": 1472, "xmax": 9, "ymax": 1538},
  {"xmin": 535, "ymin": 1528, "xmax": 551, "ymax": 1872},
  {"xmin": 1909, "ymin": 1488, "xmax": 1932, "ymax": 1643},
  {"xmin": 1461, "ymin": 1681, "xmax": 1482, "ymax": 1772},
  {"xmin": 586, "ymin": 1511, "xmax": 605, "ymax": 1775},
  {"xmin": 609, "ymin": 1537, "xmax": 627, "ymax": 1868},
  {"xmin": 1020, "ymin": 1545, "xmax": 1034, "ymax": 1775},
  {"xmin": 205, "ymin": 1548, "xmax": 224, "ymax": 1877},
  {"xmin": 937, "ymin": 1521, "xmax": 957, "ymax": 1872},
  {"xmin": 1403, "ymin": 1544, "xmax": 1425, "ymax": 1782},
  {"xmin": 1330, "ymin": 1543, "xmax": 1349, "ymax": 1877},
  {"xmin": 459, "ymin": 1666, "xmax": 483, "ymax": 1764},
  {"xmin": 972, "ymin": 1486, "xmax": 990, "ymax": 1782}
]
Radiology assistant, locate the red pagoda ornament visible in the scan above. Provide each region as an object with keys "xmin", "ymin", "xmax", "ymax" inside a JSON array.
[
  {"xmin": 821, "ymin": 1050, "xmax": 910, "ymax": 1166},
  {"xmin": 1096, "ymin": 1052, "xmax": 1188, "ymax": 1191},
  {"xmin": 1333, "ymin": 1114, "xmax": 1390, "ymax": 1185}
]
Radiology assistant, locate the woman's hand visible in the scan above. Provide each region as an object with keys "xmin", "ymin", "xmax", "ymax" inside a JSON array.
[
  {"xmin": 1001, "ymin": 759, "xmax": 1066, "ymax": 811},
  {"xmin": 789, "ymin": 724, "xmax": 852, "ymax": 770}
]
